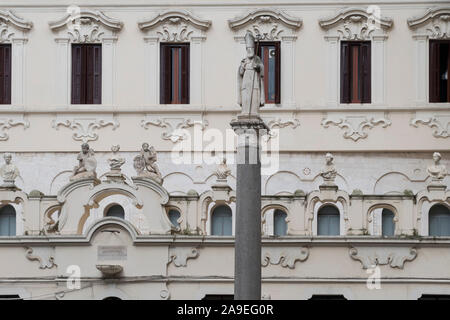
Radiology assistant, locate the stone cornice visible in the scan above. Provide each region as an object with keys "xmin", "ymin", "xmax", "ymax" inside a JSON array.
[
  {"xmin": 138, "ymin": 9, "xmax": 211, "ymax": 31},
  {"xmin": 319, "ymin": 7, "xmax": 393, "ymax": 30},
  {"xmin": 407, "ymin": 6, "xmax": 450, "ymax": 29},
  {"xmin": 228, "ymin": 7, "xmax": 302, "ymax": 31},
  {"xmin": 0, "ymin": 9, "xmax": 32, "ymax": 30},
  {"xmin": 48, "ymin": 9, "xmax": 123, "ymax": 31}
]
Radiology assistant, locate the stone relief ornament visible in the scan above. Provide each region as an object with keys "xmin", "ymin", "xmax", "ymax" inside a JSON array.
[
  {"xmin": 25, "ymin": 247, "xmax": 57, "ymax": 269},
  {"xmin": 427, "ymin": 152, "xmax": 447, "ymax": 184},
  {"xmin": 410, "ymin": 112, "xmax": 450, "ymax": 138},
  {"xmin": 133, "ymin": 143, "xmax": 163, "ymax": 185},
  {"xmin": 0, "ymin": 115, "xmax": 29, "ymax": 141},
  {"xmin": 321, "ymin": 113, "xmax": 391, "ymax": 141},
  {"xmin": 70, "ymin": 143, "xmax": 97, "ymax": 181},
  {"xmin": 261, "ymin": 247, "xmax": 309, "ymax": 269},
  {"xmin": 141, "ymin": 115, "xmax": 209, "ymax": 143},
  {"xmin": 319, "ymin": 7, "xmax": 393, "ymax": 40},
  {"xmin": 138, "ymin": 9, "xmax": 211, "ymax": 42},
  {"xmin": 262, "ymin": 117, "xmax": 300, "ymax": 141},
  {"xmin": 238, "ymin": 31, "xmax": 265, "ymax": 116},
  {"xmin": 349, "ymin": 246, "xmax": 417, "ymax": 269},
  {"xmin": 52, "ymin": 115, "xmax": 119, "ymax": 143},
  {"xmin": 407, "ymin": 7, "xmax": 450, "ymax": 40},
  {"xmin": 0, "ymin": 10, "xmax": 33, "ymax": 43},
  {"xmin": 168, "ymin": 247, "xmax": 199, "ymax": 267},
  {"xmin": 320, "ymin": 153, "xmax": 337, "ymax": 184},
  {"xmin": 0, "ymin": 153, "xmax": 20, "ymax": 188}
]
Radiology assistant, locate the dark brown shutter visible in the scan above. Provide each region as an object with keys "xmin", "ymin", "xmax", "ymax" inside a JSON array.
[
  {"xmin": 274, "ymin": 42, "xmax": 281, "ymax": 104},
  {"xmin": 180, "ymin": 44, "xmax": 190, "ymax": 104},
  {"xmin": 429, "ymin": 41, "xmax": 440, "ymax": 103},
  {"xmin": 360, "ymin": 42, "xmax": 371, "ymax": 103},
  {"xmin": 93, "ymin": 45, "xmax": 102, "ymax": 104},
  {"xmin": 0, "ymin": 44, "xmax": 11, "ymax": 104},
  {"xmin": 160, "ymin": 44, "xmax": 171, "ymax": 104},
  {"xmin": 340, "ymin": 42, "xmax": 351, "ymax": 103},
  {"xmin": 71, "ymin": 45, "xmax": 82, "ymax": 104}
]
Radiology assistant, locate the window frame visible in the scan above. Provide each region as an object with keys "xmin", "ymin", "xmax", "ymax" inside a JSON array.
[
  {"xmin": 429, "ymin": 39, "xmax": 450, "ymax": 103},
  {"xmin": 160, "ymin": 42, "xmax": 190, "ymax": 104},
  {"xmin": 257, "ymin": 41, "xmax": 281, "ymax": 104},
  {"xmin": 340, "ymin": 41, "xmax": 371, "ymax": 104}
]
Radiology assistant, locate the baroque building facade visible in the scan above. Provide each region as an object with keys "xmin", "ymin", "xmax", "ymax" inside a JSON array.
[{"xmin": 0, "ymin": 0, "xmax": 449, "ymax": 300}]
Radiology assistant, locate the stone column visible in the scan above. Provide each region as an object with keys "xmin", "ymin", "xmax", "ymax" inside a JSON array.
[{"xmin": 231, "ymin": 115, "xmax": 268, "ymax": 300}]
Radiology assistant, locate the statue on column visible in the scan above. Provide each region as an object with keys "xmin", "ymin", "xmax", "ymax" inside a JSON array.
[
  {"xmin": 133, "ymin": 143, "xmax": 163, "ymax": 185},
  {"xmin": 70, "ymin": 143, "xmax": 97, "ymax": 181},
  {"xmin": 320, "ymin": 153, "xmax": 337, "ymax": 184},
  {"xmin": 427, "ymin": 152, "xmax": 447, "ymax": 184},
  {"xmin": 237, "ymin": 31, "xmax": 265, "ymax": 117},
  {"xmin": 0, "ymin": 153, "xmax": 20, "ymax": 188}
]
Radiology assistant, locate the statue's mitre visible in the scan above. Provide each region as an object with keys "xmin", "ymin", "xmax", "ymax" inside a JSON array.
[{"xmin": 245, "ymin": 31, "xmax": 255, "ymax": 48}]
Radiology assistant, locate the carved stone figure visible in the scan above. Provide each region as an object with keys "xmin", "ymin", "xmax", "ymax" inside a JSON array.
[
  {"xmin": 237, "ymin": 31, "xmax": 265, "ymax": 116},
  {"xmin": 105, "ymin": 145, "xmax": 126, "ymax": 183},
  {"xmin": 215, "ymin": 158, "xmax": 231, "ymax": 180},
  {"xmin": 320, "ymin": 153, "xmax": 337, "ymax": 184},
  {"xmin": 133, "ymin": 143, "xmax": 163, "ymax": 184},
  {"xmin": 0, "ymin": 153, "xmax": 20, "ymax": 187},
  {"xmin": 427, "ymin": 152, "xmax": 447, "ymax": 183},
  {"xmin": 70, "ymin": 143, "xmax": 97, "ymax": 181}
]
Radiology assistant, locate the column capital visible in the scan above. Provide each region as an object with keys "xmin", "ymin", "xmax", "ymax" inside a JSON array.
[{"xmin": 230, "ymin": 115, "xmax": 269, "ymax": 133}]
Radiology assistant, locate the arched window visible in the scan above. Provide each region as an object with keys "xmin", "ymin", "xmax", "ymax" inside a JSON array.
[
  {"xmin": 0, "ymin": 205, "xmax": 16, "ymax": 236},
  {"xmin": 168, "ymin": 209, "xmax": 181, "ymax": 228},
  {"xmin": 317, "ymin": 205, "xmax": 340, "ymax": 236},
  {"xmin": 274, "ymin": 209, "xmax": 287, "ymax": 236},
  {"xmin": 211, "ymin": 205, "xmax": 232, "ymax": 236},
  {"xmin": 381, "ymin": 208, "xmax": 395, "ymax": 236},
  {"xmin": 429, "ymin": 204, "xmax": 450, "ymax": 236},
  {"xmin": 105, "ymin": 205, "xmax": 125, "ymax": 219}
]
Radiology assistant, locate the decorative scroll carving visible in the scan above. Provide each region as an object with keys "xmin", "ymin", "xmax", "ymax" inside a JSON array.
[
  {"xmin": 0, "ymin": 10, "xmax": 32, "ymax": 43},
  {"xmin": 321, "ymin": 113, "xmax": 391, "ymax": 141},
  {"xmin": 262, "ymin": 117, "xmax": 300, "ymax": 141},
  {"xmin": 408, "ymin": 7, "xmax": 450, "ymax": 39},
  {"xmin": 49, "ymin": 9, "xmax": 122, "ymax": 43},
  {"xmin": 410, "ymin": 112, "xmax": 450, "ymax": 138},
  {"xmin": 168, "ymin": 247, "xmax": 199, "ymax": 267},
  {"xmin": 319, "ymin": 7, "xmax": 393, "ymax": 40},
  {"xmin": 261, "ymin": 247, "xmax": 309, "ymax": 269},
  {"xmin": 229, "ymin": 8, "xmax": 302, "ymax": 40},
  {"xmin": 349, "ymin": 246, "xmax": 417, "ymax": 269},
  {"xmin": 138, "ymin": 10, "xmax": 211, "ymax": 42},
  {"xmin": 0, "ymin": 115, "xmax": 29, "ymax": 141},
  {"xmin": 25, "ymin": 247, "xmax": 57, "ymax": 269},
  {"xmin": 52, "ymin": 115, "xmax": 119, "ymax": 143},
  {"xmin": 141, "ymin": 115, "xmax": 208, "ymax": 143}
]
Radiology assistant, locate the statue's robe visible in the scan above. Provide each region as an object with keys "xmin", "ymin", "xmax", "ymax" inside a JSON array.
[{"xmin": 238, "ymin": 56, "xmax": 265, "ymax": 116}]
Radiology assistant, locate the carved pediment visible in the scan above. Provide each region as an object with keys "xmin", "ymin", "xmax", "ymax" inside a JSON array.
[
  {"xmin": 49, "ymin": 9, "xmax": 123, "ymax": 43},
  {"xmin": 319, "ymin": 7, "xmax": 393, "ymax": 40},
  {"xmin": 138, "ymin": 10, "xmax": 211, "ymax": 42},
  {"xmin": 408, "ymin": 7, "xmax": 450, "ymax": 39},
  {"xmin": 228, "ymin": 8, "xmax": 302, "ymax": 40},
  {"xmin": 0, "ymin": 10, "xmax": 32, "ymax": 43}
]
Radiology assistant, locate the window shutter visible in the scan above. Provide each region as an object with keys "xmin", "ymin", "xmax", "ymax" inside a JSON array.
[
  {"xmin": 85, "ymin": 45, "xmax": 93, "ymax": 104},
  {"xmin": 71, "ymin": 45, "xmax": 82, "ymax": 104},
  {"xmin": 93, "ymin": 45, "xmax": 102, "ymax": 104},
  {"xmin": 180, "ymin": 44, "xmax": 190, "ymax": 104},
  {"xmin": 0, "ymin": 45, "xmax": 11, "ymax": 104},
  {"xmin": 160, "ymin": 44, "xmax": 171, "ymax": 104},
  {"xmin": 429, "ymin": 41, "xmax": 440, "ymax": 103},
  {"xmin": 340, "ymin": 42, "xmax": 350, "ymax": 103},
  {"xmin": 274, "ymin": 42, "xmax": 281, "ymax": 104},
  {"xmin": 360, "ymin": 42, "xmax": 371, "ymax": 103}
]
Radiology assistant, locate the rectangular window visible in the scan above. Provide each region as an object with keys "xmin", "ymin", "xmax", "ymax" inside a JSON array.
[
  {"xmin": 160, "ymin": 43, "xmax": 189, "ymax": 104},
  {"xmin": 258, "ymin": 42, "xmax": 280, "ymax": 104},
  {"xmin": 340, "ymin": 41, "xmax": 371, "ymax": 104},
  {"xmin": 429, "ymin": 40, "xmax": 450, "ymax": 103},
  {"xmin": 71, "ymin": 44, "xmax": 102, "ymax": 104},
  {"xmin": 0, "ymin": 44, "xmax": 11, "ymax": 104}
]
